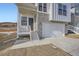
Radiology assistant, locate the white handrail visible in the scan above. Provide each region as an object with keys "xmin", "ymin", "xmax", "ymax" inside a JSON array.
[
  {"xmin": 68, "ymin": 25, "xmax": 79, "ymax": 29},
  {"xmin": 67, "ymin": 25, "xmax": 79, "ymax": 34},
  {"xmin": 29, "ymin": 26, "xmax": 32, "ymax": 40}
]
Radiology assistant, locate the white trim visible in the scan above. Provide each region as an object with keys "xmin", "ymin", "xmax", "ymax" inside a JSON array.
[
  {"xmin": 20, "ymin": 14, "xmax": 34, "ymax": 18},
  {"xmin": 19, "ymin": 6, "xmax": 37, "ymax": 12},
  {"xmin": 37, "ymin": 11, "xmax": 49, "ymax": 14},
  {"xmin": 21, "ymin": 15, "xmax": 34, "ymax": 26},
  {"xmin": 17, "ymin": 6, "xmax": 21, "ymax": 38}
]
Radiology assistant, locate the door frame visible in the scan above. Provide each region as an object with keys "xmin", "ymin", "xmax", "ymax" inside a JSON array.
[{"xmin": 21, "ymin": 15, "xmax": 34, "ymax": 31}]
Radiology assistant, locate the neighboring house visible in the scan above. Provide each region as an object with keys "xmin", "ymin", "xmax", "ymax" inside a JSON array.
[{"xmin": 16, "ymin": 3, "xmax": 71, "ymax": 39}]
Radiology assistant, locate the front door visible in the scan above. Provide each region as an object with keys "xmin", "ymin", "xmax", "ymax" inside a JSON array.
[{"xmin": 28, "ymin": 17, "xmax": 33, "ymax": 31}]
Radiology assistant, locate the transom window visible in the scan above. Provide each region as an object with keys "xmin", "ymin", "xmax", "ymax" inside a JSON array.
[
  {"xmin": 38, "ymin": 3, "xmax": 47, "ymax": 12},
  {"xmin": 58, "ymin": 3, "xmax": 67, "ymax": 16},
  {"xmin": 21, "ymin": 17, "xmax": 27, "ymax": 26}
]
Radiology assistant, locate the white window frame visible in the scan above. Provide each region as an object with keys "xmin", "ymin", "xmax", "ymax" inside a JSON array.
[
  {"xmin": 21, "ymin": 16, "xmax": 27, "ymax": 26},
  {"xmin": 58, "ymin": 3, "xmax": 67, "ymax": 16},
  {"xmin": 38, "ymin": 3, "xmax": 48, "ymax": 14},
  {"xmin": 20, "ymin": 15, "xmax": 34, "ymax": 29}
]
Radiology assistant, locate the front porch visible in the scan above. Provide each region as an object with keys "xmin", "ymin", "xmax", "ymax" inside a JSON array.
[{"xmin": 16, "ymin": 3, "xmax": 38, "ymax": 38}]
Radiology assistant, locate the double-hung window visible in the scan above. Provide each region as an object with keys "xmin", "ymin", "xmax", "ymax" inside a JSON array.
[
  {"xmin": 58, "ymin": 4, "xmax": 62, "ymax": 15},
  {"xmin": 38, "ymin": 3, "xmax": 47, "ymax": 12},
  {"xmin": 63, "ymin": 5, "xmax": 67, "ymax": 16},
  {"xmin": 43, "ymin": 3, "xmax": 47, "ymax": 12},
  {"xmin": 58, "ymin": 3, "xmax": 67, "ymax": 16}
]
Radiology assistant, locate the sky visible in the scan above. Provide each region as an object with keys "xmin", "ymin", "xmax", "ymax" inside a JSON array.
[{"xmin": 0, "ymin": 3, "xmax": 17, "ymax": 22}]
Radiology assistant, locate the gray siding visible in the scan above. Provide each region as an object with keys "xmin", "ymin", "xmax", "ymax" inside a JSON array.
[
  {"xmin": 37, "ymin": 13, "xmax": 49, "ymax": 38},
  {"xmin": 49, "ymin": 3, "xmax": 71, "ymax": 23},
  {"xmin": 37, "ymin": 3, "xmax": 71, "ymax": 38}
]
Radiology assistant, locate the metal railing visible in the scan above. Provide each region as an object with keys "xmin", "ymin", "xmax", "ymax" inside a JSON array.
[{"xmin": 67, "ymin": 25, "xmax": 79, "ymax": 34}]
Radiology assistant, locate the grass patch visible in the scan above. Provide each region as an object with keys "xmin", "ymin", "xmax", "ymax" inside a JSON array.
[
  {"xmin": 0, "ymin": 33, "xmax": 16, "ymax": 51},
  {"xmin": 0, "ymin": 33, "xmax": 16, "ymax": 42},
  {"xmin": 65, "ymin": 34, "xmax": 79, "ymax": 39}
]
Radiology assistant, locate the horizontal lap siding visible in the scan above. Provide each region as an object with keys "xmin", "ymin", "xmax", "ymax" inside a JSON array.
[
  {"xmin": 42, "ymin": 22, "xmax": 65, "ymax": 38},
  {"xmin": 37, "ymin": 13, "xmax": 49, "ymax": 38},
  {"xmin": 50, "ymin": 3, "xmax": 71, "ymax": 23}
]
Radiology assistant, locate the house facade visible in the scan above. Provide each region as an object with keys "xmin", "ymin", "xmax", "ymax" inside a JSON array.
[
  {"xmin": 16, "ymin": 3, "xmax": 71, "ymax": 39},
  {"xmin": 71, "ymin": 4, "xmax": 79, "ymax": 27},
  {"xmin": 66, "ymin": 4, "xmax": 79, "ymax": 34}
]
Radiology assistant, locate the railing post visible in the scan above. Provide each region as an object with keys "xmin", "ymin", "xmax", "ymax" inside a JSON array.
[
  {"xmin": 29, "ymin": 26, "xmax": 32, "ymax": 41},
  {"xmin": 67, "ymin": 25, "xmax": 79, "ymax": 34}
]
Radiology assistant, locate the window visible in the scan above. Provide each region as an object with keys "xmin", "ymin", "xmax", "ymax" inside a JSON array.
[
  {"xmin": 58, "ymin": 9, "xmax": 62, "ymax": 15},
  {"xmin": 29, "ymin": 18, "xmax": 33, "ymax": 26},
  {"xmin": 58, "ymin": 4, "xmax": 62, "ymax": 9},
  {"xmin": 38, "ymin": 3, "xmax": 47, "ymax": 12},
  {"xmin": 63, "ymin": 5, "xmax": 67, "ymax": 16},
  {"xmin": 39, "ymin": 3, "xmax": 42, "ymax": 11},
  {"xmin": 58, "ymin": 4, "xmax": 62, "ymax": 15},
  {"xmin": 43, "ymin": 3, "xmax": 47, "ymax": 12},
  {"xmin": 58, "ymin": 3, "xmax": 67, "ymax": 16},
  {"xmin": 21, "ymin": 17, "xmax": 27, "ymax": 26}
]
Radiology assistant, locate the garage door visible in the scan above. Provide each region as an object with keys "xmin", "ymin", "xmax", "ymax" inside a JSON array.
[{"xmin": 42, "ymin": 23, "xmax": 65, "ymax": 38}]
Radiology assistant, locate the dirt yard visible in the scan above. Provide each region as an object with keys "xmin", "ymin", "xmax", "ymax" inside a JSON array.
[
  {"xmin": 0, "ymin": 33, "xmax": 16, "ymax": 42},
  {"xmin": 0, "ymin": 30, "xmax": 16, "ymax": 32},
  {"xmin": 0, "ymin": 33, "xmax": 16, "ymax": 51},
  {"xmin": 0, "ymin": 44, "xmax": 71, "ymax": 56}
]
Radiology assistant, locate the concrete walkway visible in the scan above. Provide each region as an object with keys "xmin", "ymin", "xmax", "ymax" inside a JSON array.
[
  {"xmin": 7, "ymin": 37, "xmax": 79, "ymax": 56},
  {"xmin": 50, "ymin": 37, "xmax": 79, "ymax": 56}
]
